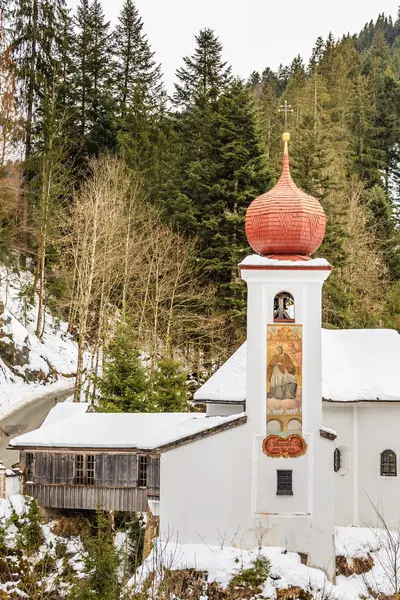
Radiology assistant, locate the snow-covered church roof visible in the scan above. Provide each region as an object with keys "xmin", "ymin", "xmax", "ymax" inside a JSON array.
[{"xmin": 194, "ymin": 329, "xmax": 400, "ymax": 403}]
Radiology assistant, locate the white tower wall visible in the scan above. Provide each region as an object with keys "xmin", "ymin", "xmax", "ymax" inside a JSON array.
[
  {"xmin": 159, "ymin": 260, "xmax": 336, "ymax": 581},
  {"xmin": 241, "ymin": 261, "xmax": 336, "ymax": 579}
]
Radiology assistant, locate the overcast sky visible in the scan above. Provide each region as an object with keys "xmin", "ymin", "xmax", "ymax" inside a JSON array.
[{"xmin": 68, "ymin": 0, "xmax": 399, "ymax": 93}]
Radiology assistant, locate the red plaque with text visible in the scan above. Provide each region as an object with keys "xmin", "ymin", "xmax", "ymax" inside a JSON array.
[{"xmin": 262, "ymin": 434, "xmax": 307, "ymax": 458}]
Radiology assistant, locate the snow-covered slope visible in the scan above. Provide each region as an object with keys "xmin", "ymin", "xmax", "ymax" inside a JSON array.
[
  {"xmin": 0, "ymin": 266, "xmax": 78, "ymax": 416},
  {"xmin": 134, "ymin": 526, "xmax": 400, "ymax": 599}
]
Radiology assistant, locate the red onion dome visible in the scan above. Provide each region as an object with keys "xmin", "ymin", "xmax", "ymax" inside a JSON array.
[{"xmin": 245, "ymin": 133, "xmax": 326, "ymax": 260}]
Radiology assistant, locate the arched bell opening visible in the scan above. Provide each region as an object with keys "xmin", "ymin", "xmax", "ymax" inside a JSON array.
[{"xmin": 274, "ymin": 291, "xmax": 295, "ymax": 323}]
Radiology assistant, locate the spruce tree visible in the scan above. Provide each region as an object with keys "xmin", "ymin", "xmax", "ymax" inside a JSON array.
[
  {"xmin": 169, "ymin": 38, "xmax": 268, "ymax": 331},
  {"xmin": 174, "ymin": 27, "xmax": 231, "ymax": 107},
  {"xmin": 151, "ymin": 356, "xmax": 188, "ymax": 412},
  {"xmin": 210, "ymin": 79, "xmax": 269, "ymax": 319},
  {"xmin": 113, "ymin": 0, "xmax": 166, "ymax": 180},
  {"xmin": 69, "ymin": 511, "xmax": 120, "ymax": 600},
  {"xmin": 113, "ymin": 0, "xmax": 162, "ymax": 118},
  {"xmin": 71, "ymin": 0, "xmax": 116, "ymax": 160},
  {"xmin": 97, "ymin": 324, "xmax": 150, "ymax": 413}
]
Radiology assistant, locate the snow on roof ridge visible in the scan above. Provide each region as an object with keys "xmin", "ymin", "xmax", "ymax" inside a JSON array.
[
  {"xmin": 10, "ymin": 411, "xmax": 246, "ymax": 450},
  {"xmin": 239, "ymin": 255, "xmax": 331, "ymax": 267},
  {"xmin": 195, "ymin": 328, "xmax": 400, "ymax": 403}
]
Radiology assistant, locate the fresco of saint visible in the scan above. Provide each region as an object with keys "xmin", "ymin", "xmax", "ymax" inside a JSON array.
[
  {"xmin": 266, "ymin": 325, "xmax": 302, "ymax": 434},
  {"xmin": 267, "ymin": 345, "xmax": 297, "ymax": 400}
]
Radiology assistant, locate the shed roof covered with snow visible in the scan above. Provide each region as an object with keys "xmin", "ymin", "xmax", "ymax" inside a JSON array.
[
  {"xmin": 194, "ymin": 329, "xmax": 400, "ymax": 403},
  {"xmin": 41, "ymin": 401, "xmax": 90, "ymax": 427},
  {"xmin": 10, "ymin": 411, "xmax": 246, "ymax": 451}
]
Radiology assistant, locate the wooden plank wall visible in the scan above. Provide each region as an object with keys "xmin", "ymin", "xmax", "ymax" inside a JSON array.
[
  {"xmin": 26, "ymin": 452, "xmax": 160, "ymax": 489},
  {"xmin": 22, "ymin": 451, "xmax": 161, "ymax": 512},
  {"xmin": 25, "ymin": 483, "xmax": 150, "ymax": 512}
]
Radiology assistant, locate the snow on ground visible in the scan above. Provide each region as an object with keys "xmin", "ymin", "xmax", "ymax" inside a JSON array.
[
  {"xmin": 132, "ymin": 525, "xmax": 400, "ymax": 599},
  {"xmin": 0, "ymin": 494, "xmax": 29, "ymax": 519},
  {"xmin": 0, "ymin": 265, "xmax": 78, "ymax": 417}
]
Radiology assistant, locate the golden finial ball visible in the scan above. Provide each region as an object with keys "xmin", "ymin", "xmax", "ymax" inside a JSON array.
[{"xmin": 282, "ymin": 132, "xmax": 290, "ymax": 142}]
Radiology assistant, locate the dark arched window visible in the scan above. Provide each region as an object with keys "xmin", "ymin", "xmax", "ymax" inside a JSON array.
[
  {"xmin": 381, "ymin": 450, "xmax": 397, "ymax": 477},
  {"xmin": 274, "ymin": 292, "xmax": 295, "ymax": 322},
  {"xmin": 334, "ymin": 448, "xmax": 341, "ymax": 473}
]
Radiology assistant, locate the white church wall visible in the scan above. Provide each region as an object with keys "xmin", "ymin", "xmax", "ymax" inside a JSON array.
[
  {"xmin": 253, "ymin": 434, "xmax": 309, "ymax": 514},
  {"xmin": 323, "ymin": 402, "xmax": 400, "ymax": 529},
  {"xmin": 160, "ymin": 266, "xmax": 336, "ymax": 578},
  {"xmin": 357, "ymin": 404, "xmax": 400, "ymax": 529},
  {"xmin": 160, "ymin": 421, "xmax": 335, "ymax": 577},
  {"xmin": 159, "ymin": 424, "xmax": 258, "ymax": 548},
  {"xmin": 322, "ymin": 403, "xmax": 355, "ymax": 525},
  {"xmin": 205, "ymin": 403, "xmax": 244, "ymax": 417}
]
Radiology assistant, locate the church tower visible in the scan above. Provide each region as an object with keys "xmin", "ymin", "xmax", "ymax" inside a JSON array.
[{"xmin": 240, "ymin": 133, "xmax": 336, "ymax": 578}]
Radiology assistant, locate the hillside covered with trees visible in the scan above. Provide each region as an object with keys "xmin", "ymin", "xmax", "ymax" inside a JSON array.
[{"xmin": 0, "ymin": 0, "xmax": 399, "ymax": 405}]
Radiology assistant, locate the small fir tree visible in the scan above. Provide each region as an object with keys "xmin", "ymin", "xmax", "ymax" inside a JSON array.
[
  {"xmin": 151, "ymin": 356, "xmax": 188, "ymax": 412},
  {"xmin": 68, "ymin": 510, "xmax": 120, "ymax": 600},
  {"xmin": 126, "ymin": 512, "xmax": 145, "ymax": 572},
  {"xmin": 15, "ymin": 500, "xmax": 44, "ymax": 555},
  {"xmin": 97, "ymin": 324, "xmax": 150, "ymax": 412}
]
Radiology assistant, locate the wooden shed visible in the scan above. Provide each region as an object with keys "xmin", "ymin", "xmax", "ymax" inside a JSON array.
[
  {"xmin": 21, "ymin": 449, "xmax": 159, "ymax": 512},
  {"xmin": 10, "ymin": 404, "xmax": 245, "ymax": 514}
]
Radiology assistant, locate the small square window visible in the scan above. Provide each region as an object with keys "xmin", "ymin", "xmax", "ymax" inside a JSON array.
[{"xmin": 277, "ymin": 470, "xmax": 293, "ymax": 495}]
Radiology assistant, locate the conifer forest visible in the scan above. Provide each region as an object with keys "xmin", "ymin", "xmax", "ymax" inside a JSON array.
[{"xmin": 1, "ymin": 1, "xmax": 400, "ymax": 408}]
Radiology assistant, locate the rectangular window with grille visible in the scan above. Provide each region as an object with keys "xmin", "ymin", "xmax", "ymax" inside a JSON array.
[
  {"xmin": 75, "ymin": 455, "xmax": 84, "ymax": 484},
  {"xmin": 75, "ymin": 455, "xmax": 96, "ymax": 485},
  {"xmin": 138, "ymin": 455, "xmax": 148, "ymax": 488},
  {"xmin": 87, "ymin": 455, "xmax": 95, "ymax": 485},
  {"xmin": 26, "ymin": 453, "xmax": 34, "ymax": 481},
  {"xmin": 277, "ymin": 470, "xmax": 293, "ymax": 495}
]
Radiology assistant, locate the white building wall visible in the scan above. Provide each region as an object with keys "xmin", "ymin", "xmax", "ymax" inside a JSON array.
[
  {"xmin": 206, "ymin": 403, "xmax": 244, "ymax": 417},
  {"xmin": 241, "ymin": 267, "xmax": 335, "ymax": 578},
  {"xmin": 160, "ymin": 425, "xmax": 256, "ymax": 547},
  {"xmin": 160, "ymin": 263, "xmax": 337, "ymax": 580},
  {"xmin": 322, "ymin": 404, "xmax": 355, "ymax": 525},
  {"xmin": 357, "ymin": 404, "xmax": 400, "ymax": 528},
  {"xmin": 6, "ymin": 475, "xmax": 22, "ymax": 498},
  {"xmin": 323, "ymin": 402, "xmax": 400, "ymax": 530}
]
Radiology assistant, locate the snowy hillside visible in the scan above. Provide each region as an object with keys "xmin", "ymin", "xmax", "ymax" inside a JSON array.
[
  {"xmin": 0, "ymin": 266, "xmax": 78, "ymax": 416},
  {"xmin": 135, "ymin": 526, "xmax": 400, "ymax": 599}
]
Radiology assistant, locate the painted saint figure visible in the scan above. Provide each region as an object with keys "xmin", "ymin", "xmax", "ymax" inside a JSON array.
[{"xmin": 267, "ymin": 345, "xmax": 297, "ymax": 400}]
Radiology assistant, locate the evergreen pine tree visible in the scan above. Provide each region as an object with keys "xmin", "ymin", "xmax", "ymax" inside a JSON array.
[
  {"xmin": 69, "ymin": 511, "xmax": 120, "ymax": 600},
  {"xmin": 151, "ymin": 356, "xmax": 188, "ymax": 412},
  {"xmin": 209, "ymin": 79, "xmax": 269, "ymax": 319},
  {"xmin": 174, "ymin": 27, "xmax": 231, "ymax": 107},
  {"xmin": 97, "ymin": 324, "xmax": 150, "ymax": 412},
  {"xmin": 364, "ymin": 185, "xmax": 400, "ymax": 280},
  {"xmin": 169, "ymin": 35, "xmax": 267, "ymax": 330},
  {"xmin": 113, "ymin": 0, "xmax": 166, "ymax": 181},
  {"xmin": 126, "ymin": 513, "xmax": 145, "ymax": 571},
  {"xmin": 347, "ymin": 65, "xmax": 383, "ymax": 185},
  {"xmin": 71, "ymin": 0, "xmax": 116, "ymax": 160}
]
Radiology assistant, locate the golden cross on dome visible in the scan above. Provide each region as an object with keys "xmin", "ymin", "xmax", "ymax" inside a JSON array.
[{"xmin": 279, "ymin": 100, "xmax": 293, "ymax": 130}]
